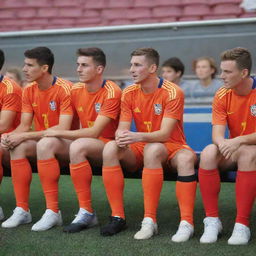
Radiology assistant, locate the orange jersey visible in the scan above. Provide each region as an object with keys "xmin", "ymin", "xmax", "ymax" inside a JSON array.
[
  {"xmin": 212, "ymin": 78, "xmax": 256, "ymax": 138},
  {"xmin": 71, "ymin": 80, "xmax": 121, "ymax": 139},
  {"xmin": 22, "ymin": 76, "xmax": 73, "ymax": 131},
  {"xmin": 0, "ymin": 75, "xmax": 22, "ymax": 133},
  {"xmin": 121, "ymin": 78, "xmax": 186, "ymax": 144}
]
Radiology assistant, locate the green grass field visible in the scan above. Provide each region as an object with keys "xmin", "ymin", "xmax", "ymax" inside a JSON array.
[{"xmin": 0, "ymin": 174, "xmax": 255, "ymax": 256}]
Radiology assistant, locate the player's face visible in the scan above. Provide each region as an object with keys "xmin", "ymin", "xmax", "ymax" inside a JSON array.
[
  {"xmin": 22, "ymin": 58, "xmax": 46, "ymax": 82},
  {"xmin": 195, "ymin": 59, "xmax": 214, "ymax": 80},
  {"xmin": 130, "ymin": 55, "xmax": 155, "ymax": 83},
  {"xmin": 220, "ymin": 60, "xmax": 245, "ymax": 89},
  {"xmin": 161, "ymin": 66, "xmax": 180, "ymax": 83},
  {"xmin": 76, "ymin": 56, "xmax": 99, "ymax": 83}
]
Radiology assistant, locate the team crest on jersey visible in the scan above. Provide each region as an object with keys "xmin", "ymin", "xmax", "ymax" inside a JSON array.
[
  {"xmin": 49, "ymin": 101, "xmax": 57, "ymax": 111},
  {"xmin": 154, "ymin": 104, "xmax": 162, "ymax": 115},
  {"xmin": 250, "ymin": 104, "xmax": 256, "ymax": 116},
  {"xmin": 95, "ymin": 103, "xmax": 101, "ymax": 113}
]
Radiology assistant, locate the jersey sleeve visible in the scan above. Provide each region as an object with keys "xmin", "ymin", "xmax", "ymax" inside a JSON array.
[
  {"xmin": 120, "ymin": 91, "xmax": 133, "ymax": 122},
  {"xmin": 59, "ymin": 86, "xmax": 73, "ymax": 115},
  {"xmin": 2, "ymin": 92, "xmax": 21, "ymax": 112},
  {"xmin": 163, "ymin": 89, "xmax": 184, "ymax": 120},
  {"xmin": 21, "ymin": 87, "xmax": 33, "ymax": 113},
  {"xmin": 212, "ymin": 93, "xmax": 227, "ymax": 125}
]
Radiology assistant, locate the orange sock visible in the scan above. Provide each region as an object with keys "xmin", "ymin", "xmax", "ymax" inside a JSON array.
[
  {"xmin": 236, "ymin": 170, "xmax": 256, "ymax": 226},
  {"xmin": 70, "ymin": 161, "xmax": 93, "ymax": 213},
  {"xmin": 176, "ymin": 175, "xmax": 197, "ymax": 225},
  {"xmin": 102, "ymin": 165, "xmax": 125, "ymax": 219},
  {"xmin": 11, "ymin": 158, "xmax": 32, "ymax": 211},
  {"xmin": 37, "ymin": 158, "xmax": 60, "ymax": 213},
  {"xmin": 143, "ymin": 168, "xmax": 163, "ymax": 222}
]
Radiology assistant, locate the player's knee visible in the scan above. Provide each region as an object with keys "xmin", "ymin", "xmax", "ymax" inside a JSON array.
[
  {"xmin": 176, "ymin": 150, "xmax": 195, "ymax": 167},
  {"xmin": 102, "ymin": 141, "xmax": 118, "ymax": 161},
  {"xmin": 69, "ymin": 139, "xmax": 87, "ymax": 160},
  {"xmin": 237, "ymin": 145, "xmax": 256, "ymax": 166},
  {"xmin": 200, "ymin": 144, "xmax": 219, "ymax": 167},
  {"xmin": 144, "ymin": 143, "xmax": 166, "ymax": 162},
  {"xmin": 36, "ymin": 137, "xmax": 56, "ymax": 156}
]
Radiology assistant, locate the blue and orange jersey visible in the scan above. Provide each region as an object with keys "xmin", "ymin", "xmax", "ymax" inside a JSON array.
[
  {"xmin": 120, "ymin": 78, "xmax": 186, "ymax": 144},
  {"xmin": 212, "ymin": 77, "xmax": 256, "ymax": 138},
  {"xmin": 71, "ymin": 80, "xmax": 121, "ymax": 139},
  {"xmin": 22, "ymin": 77, "xmax": 73, "ymax": 131},
  {"xmin": 0, "ymin": 75, "xmax": 22, "ymax": 133}
]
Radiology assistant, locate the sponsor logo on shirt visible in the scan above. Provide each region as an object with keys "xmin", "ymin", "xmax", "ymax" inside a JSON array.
[
  {"xmin": 49, "ymin": 100, "xmax": 57, "ymax": 111},
  {"xmin": 95, "ymin": 103, "xmax": 101, "ymax": 113},
  {"xmin": 77, "ymin": 106, "xmax": 83, "ymax": 112},
  {"xmin": 154, "ymin": 104, "xmax": 162, "ymax": 115},
  {"xmin": 133, "ymin": 107, "xmax": 141, "ymax": 113},
  {"xmin": 250, "ymin": 104, "xmax": 256, "ymax": 116}
]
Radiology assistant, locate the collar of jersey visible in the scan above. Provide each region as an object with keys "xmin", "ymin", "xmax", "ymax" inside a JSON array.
[
  {"xmin": 0, "ymin": 75, "xmax": 3, "ymax": 83},
  {"xmin": 158, "ymin": 77, "xmax": 163, "ymax": 88},
  {"xmin": 52, "ymin": 76, "xmax": 57, "ymax": 86},
  {"xmin": 252, "ymin": 76, "xmax": 256, "ymax": 89},
  {"xmin": 101, "ymin": 79, "xmax": 106, "ymax": 88}
]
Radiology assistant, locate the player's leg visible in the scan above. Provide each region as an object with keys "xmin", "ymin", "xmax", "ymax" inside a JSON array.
[
  {"xmin": 63, "ymin": 138, "xmax": 104, "ymax": 233},
  {"xmin": 2, "ymin": 140, "xmax": 37, "ymax": 228},
  {"xmin": 32, "ymin": 137, "xmax": 71, "ymax": 231},
  {"xmin": 169, "ymin": 147, "xmax": 197, "ymax": 242},
  {"xmin": 228, "ymin": 145, "xmax": 256, "ymax": 245},
  {"xmin": 100, "ymin": 140, "xmax": 138, "ymax": 236},
  {"xmin": 198, "ymin": 144, "xmax": 234, "ymax": 243},
  {"xmin": 134, "ymin": 142, "xmax": 168, "ymax": 240},
  {"xmin": 0, "ymin": 146, "xmax": 9, "ymax": 220}
]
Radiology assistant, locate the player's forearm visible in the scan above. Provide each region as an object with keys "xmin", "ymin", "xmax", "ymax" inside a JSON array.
[
  {"xmin": 137, "ymin": 130, "xmax": 170, "ymax": 143},
  {"xmin": 236, "ymin": 133, "xmax": 256, "ymax": 145},
  {"xmin": 0, "ymin": 121, "xmax": 12, "ymax": 134},
  {"xmin": 21, "ymin": 130, "xmax": 45, "ymax": 141},
  {"xmin": 52, "ymin": 128, "xmax": 100, "ymax": 140}
]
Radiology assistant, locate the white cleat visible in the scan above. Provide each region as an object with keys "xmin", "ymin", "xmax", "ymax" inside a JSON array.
[
  {"xmin": 171, "ymin": 220, "xmax": 194, "ymax": 242},
  {"xmin": 2, "ymin": 207, "xmax": 32, "ymax": 228},
  {"xmin": 134, "ymin": 217, "xmax": 158, "ymax": 240},
  {"xmin": 228, "ymin": 223, "xmax": 250, "ymax": 245},
  {"xmin": 0, "ymin": 206, "xmax": 4, "ymax": 221},
  {"xmin": 200, "ymin": 217, "xmax": 222, "ymax": 243},
  {"xmin": 31, "ymin": 209, "xmax": 62, "ymax": 231}
]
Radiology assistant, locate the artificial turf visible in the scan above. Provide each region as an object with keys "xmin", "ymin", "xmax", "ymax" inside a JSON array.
[{"xmin": 0, "ymin": 174, "xmax": 255, "ymax": 256}]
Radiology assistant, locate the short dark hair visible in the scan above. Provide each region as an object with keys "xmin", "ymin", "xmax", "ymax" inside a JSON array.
[
  {"xmin": 0, "ymin": 49, "xmax": 5, "ymax": 70},
  {"xmin": 24, "ymin": 47, "xmax": 54, "ymax": 74},
  {"xmin": 131, "ymin": 47, "xmax": 159, "ymax": 67},
  {"xmin": 193, "ymin": 56, "xmax": 218, "ymax": 79},
  {"xmin": 162, "ymin": 57, "xmax": 185, "ymax": 77},
  {"xmin": 76, "ymin": 47, "xmax": 106, "ymax": 67},
  {"xmin": 221, "ymin": 47, "xmax": 252, "ymax": 75}
]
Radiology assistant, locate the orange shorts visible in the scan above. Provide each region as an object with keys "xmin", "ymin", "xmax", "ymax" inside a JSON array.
[{"xmin": 129, "ymin": 141, "xmax": 195, "ymax": 167}]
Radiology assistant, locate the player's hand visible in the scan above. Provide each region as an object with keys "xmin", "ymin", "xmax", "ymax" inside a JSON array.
[
  {"xmin": 1, "ymin": 133, "xmax": 11, "ymax": 149},
  {"xmin": 4, "ymin": 133, "xmax": 24, "ymax": 150},
  {"xmin": 116, "ymin": 130, "xmax": 140, "ymax": 147},
  {"xmin": 218, "ymin": 138, "xmax": 241, "ymax": 160}
]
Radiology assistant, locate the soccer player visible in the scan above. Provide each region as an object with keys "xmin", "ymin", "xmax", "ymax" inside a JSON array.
[
  {"xmin": 1, "ymin": 47, "xmax": 73, "ymax": 230},
  {"xmin": 44, "ymin": 47, "xmax": 122, "ymax": 233},
  {"xmin": 198, "ymin": 47, "xmax": 256, "ymax": 245},
  {"xmin": 0, "ymin": 49, "xmax": 22, "ymax": 220},
  {"xmin": 100, "ymin": 48, "xmax": 197, "ymax": 241}
]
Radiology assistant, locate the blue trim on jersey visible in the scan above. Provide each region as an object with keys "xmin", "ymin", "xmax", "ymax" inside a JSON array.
[
  {"xmin": 0, "ymin": 75, "xmax": 3, "ymax": 83},
  {"xmin": 101, "ymin": 79, "xmax": 106, "ymax": 88},
  {"xmin": 158, "ymin": 77, "xmax": 163, "ymax": 88},
  {"xmin": 252, "ymin": 76, "xmax": 256, "ymax": 89},
  {"xmin": 52, "ymin": 76, "xmax": 57, "ymax": 85}
]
